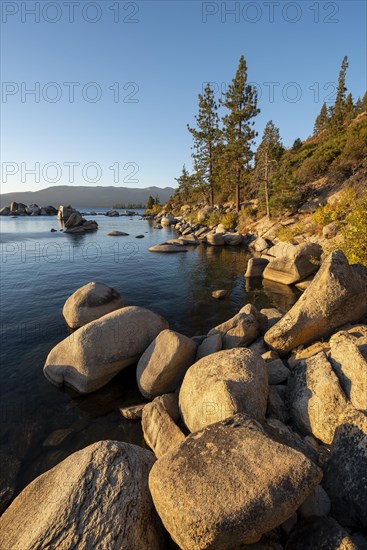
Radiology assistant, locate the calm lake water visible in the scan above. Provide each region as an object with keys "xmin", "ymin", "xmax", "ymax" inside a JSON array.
[{"xmin": 0, "ymin": 211, "xmax": 301, "ymax": 499}]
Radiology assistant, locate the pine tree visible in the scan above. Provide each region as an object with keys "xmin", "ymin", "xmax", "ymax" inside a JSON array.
[
  {"xmin": 187, "ymin": 84, "xmax": 221, "ymax": 206},
  {"xmin": 362, "ymin": 92, "xmax": 367, "ymax": 113},
  {"xmin": 146, "ymin": 195, "xmax": 155, "ymax": 209},
  {"xmin": 344, "ymin": 93, "xmax": 355, "ymax": 121},
  {"xmin": 354, "ymin": 96, "xmax": 362, "ymax": 114},
  {"xmin": 292, "ymin": 138, "xmax": 302, "ymax": 151},
  {"xmin": 314, "ymin": 102, "xmax": 329, "ymax": 134},
  {"xmin": 253, "ymin": 121, "xmax": 284, "ymax": 216},
  {"xmin": 221, "ymin": 55, "xmax": 260, "ymax": 212},
  {"xmin": 330, "ymin": 56, "xmax": 349, "ymax": 129},
  {"xmin": 174, "ymin": 165, "xmax": 193, "ymax": 202}
]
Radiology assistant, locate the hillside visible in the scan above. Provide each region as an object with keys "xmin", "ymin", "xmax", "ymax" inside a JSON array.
[
  {"xmin": 161, "ymin": 111, "xmax": 367, "ymax": 266},
  {"xmin": 0, "ymin": 185, "xmax": 175, "ymax": 209}
]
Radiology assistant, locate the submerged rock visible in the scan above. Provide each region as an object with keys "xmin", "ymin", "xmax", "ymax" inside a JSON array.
[
  {"xmin": 179, "ymin": 348, "xmax": 268, "ymax": 432},
  {"xmin": 149, "ymin": 413, "xmax": 322, "ymax": 550},
  {"xmin": 62, "ymin": 282, "xmax": 124, "ymax": 329},
  {"xmin": 107, "ymin": 230, "xmax": 129, "ymax": 236},
  {"xmin": 212, "ymin": 289, "xmax": 228, "ymax": 299},
  {"xmin": 0, "ymin": 441, "xmax": 164, "ymax": 550},
  {"xmin": 44, "ymin": 306, "xmax": 168, "ymax": 393},
  {"xmin": 264, "ymin": 250, "xmax": 367, "ymax": 354},
  {"xmin": 149, "ymin": 243, "xmax": 188, "ymax": 253}
]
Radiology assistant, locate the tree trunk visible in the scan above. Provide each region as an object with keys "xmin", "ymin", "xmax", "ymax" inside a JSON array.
[{"xmin": 236, "ymin": 168, "xmax": 240, "ymax": 213}]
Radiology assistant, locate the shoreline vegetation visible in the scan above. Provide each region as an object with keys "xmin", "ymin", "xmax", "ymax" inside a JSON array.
[{"xmin": 145, "ymin": 55, "xmax": 366, "ymax": 267}]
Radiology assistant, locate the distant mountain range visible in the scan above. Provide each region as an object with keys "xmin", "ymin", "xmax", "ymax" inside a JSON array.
[{"xmin": 0, "ymin": 185, "xmax": 175, "ymax": 209}]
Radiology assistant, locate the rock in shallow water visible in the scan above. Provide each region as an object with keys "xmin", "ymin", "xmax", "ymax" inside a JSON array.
[
  {"xmin": 149, "ymin": 243, "xmax": 188, "ymax": 253},
  {"xmin": 149, "ymin": 413, "xmax": 322, "ymax": 550},
  {"xmin": 62, "ymin": 281, "xmax": 124, "ymax": 329},
  {"xmin": 179, "ymin": 348, "xmax": 268, "ymax": 432},
  {"xmin": 0, "ymin": 441, "xmax": 164, "ymax": 550},
  {"xmin": 262, "ymin": 242, "xmax": 322, "ymax": 285},
  {"xmin": 44, "ymin": 306, "xmax": 168, "ymax": 394}
]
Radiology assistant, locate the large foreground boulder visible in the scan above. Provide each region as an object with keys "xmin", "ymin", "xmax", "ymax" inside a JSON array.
[
  {"xmin": 287, "ymin": 351, "xmax": 348, "ymax": 444},
  {"xmin": 0, "ymin": 441, "xmax": 164, "ymax": 550},
  {"xmin": 323, "ymin": 408, "xmax": 367, "ymax": 528},
  {"xmin": 136, "ymin": 329, "xmax": 197, "ymax": 398},
  {"xmin": 179, "ymin": 348, "xmax": 268, "ymax": 432},
  {"xmin": 262, "ymin": 242, "xmax": 322, "ymax": 285},
  {"xmin": 44, "ymin": 306, "xmax": 168, "ymax": 393},
  {"xmin": 208, "ymin": 304, "xmax": 261, "ymax": 349},
  {"xmin": 265, "ymin": 250, "xmax": 367, "ymax": 354},
  {"xmin": 149, "ymin": 414, "xmax": 322, "ymax": 550},
  {"xmin": 62, "ymin": 282, "xmax": 124, "ymax": 329}
]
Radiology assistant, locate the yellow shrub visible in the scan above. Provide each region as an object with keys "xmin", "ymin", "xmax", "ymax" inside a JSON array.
[{"xmin": 220, "ymin": 212, "xmax": 238, "ymax": 230}]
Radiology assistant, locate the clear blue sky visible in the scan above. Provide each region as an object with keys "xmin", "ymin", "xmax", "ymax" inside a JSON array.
[{"xmin": 1, "ymin": 0, "xmax": 366, "ymax": 193}]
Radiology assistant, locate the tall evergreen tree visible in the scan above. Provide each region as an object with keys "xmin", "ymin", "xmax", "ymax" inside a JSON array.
[
  {"xmin": 330, "ymin": 56, "xmax": 349, "ymax": 128},
  {"xmin": 221, "ymin": 55, "xmax": 260, "ymax": 212},
  {"xmin": 174, "ymin": 165, "xmax": 195, "ymax": 202},
  {"xmin": 253, "ymin": 121, "xmax": 284, "ymax": 215},
  {"xmin": 187, "ymin": 84, "xmax": 221, "ymax": 206},
  {"xmin": 344, "ymin": 93, "xmax": 355, "ymax": 121},
  {"xmin": 146, "ymin": 195, "xmax": 155, "ymax": 209},
  {"xmin": 314, "ymin": 102, "xmax": 329, "ymax": 134},
  {"xmin": 354, "ymin": 96, "xmax": 362, "ymax": 114}
]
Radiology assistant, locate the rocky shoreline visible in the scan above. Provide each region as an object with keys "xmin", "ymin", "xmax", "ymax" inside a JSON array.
[{"xmin": 0, "ymin": 249, "xmax": 366, "ymax": 549}]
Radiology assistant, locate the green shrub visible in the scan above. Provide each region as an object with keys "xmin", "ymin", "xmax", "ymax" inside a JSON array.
[
  {"xmin": 202, "ymin": 210, "xmax": 222, "ymax": 227},
  {"xmin": 342, "ymin": 194, "xmax": 367, "ymax": 265},
  {"xmin": 220, "ymin": 212, "xmax": 238, "ymax": 230},
  {"xmin": 313, "ymin": 187, "xmax": 357, "ymax": 227}
]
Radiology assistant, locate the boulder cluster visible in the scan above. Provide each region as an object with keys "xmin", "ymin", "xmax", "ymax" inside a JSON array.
[
  {"xmin": 0, "ymin": 201, "xmax": 58, "ymax": 216},
  {"xmin": 1, "ymin": 251, "xmax": 366, "ymax": 549},
  {"xmin": 58, "ymin": 205, "xmax": 98, "ymax": 233},
  {"xmin": 149, "ymin": 212, "xmax": 245, "ymax": 252}
]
